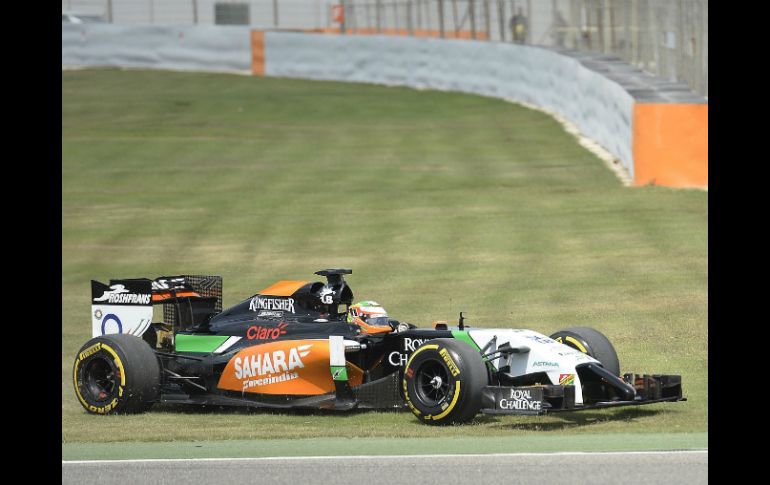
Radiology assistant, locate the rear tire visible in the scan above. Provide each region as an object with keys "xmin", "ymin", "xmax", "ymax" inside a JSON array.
[
  {"xmin": 550, "ymin": 326, "xmax": 621, "ymax": 376},
  {"xmin": 403, "ymin": 338, "xmax": 488, "ymax": 425},
  {"xmin": 73, "ymin": 333, "xmax": 161, "ymax": 414}
]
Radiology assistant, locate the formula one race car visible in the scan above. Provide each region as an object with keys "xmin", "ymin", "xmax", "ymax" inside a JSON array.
[{"xmin": 73, "ymin": 269, "xmax": 685, "ymax": 424}]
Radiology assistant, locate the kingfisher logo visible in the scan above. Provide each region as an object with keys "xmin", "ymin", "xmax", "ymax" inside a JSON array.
[
  {"xmin": 249, "ymin": 297, "xmax": 295, "ymax": 313},
  {"xmin": 235, "ymin": 344, "xmax": 312, "ymax": 390},
  {"xmin": 93, "ymin": 284, "xmax": 151, "ymax": 305}
]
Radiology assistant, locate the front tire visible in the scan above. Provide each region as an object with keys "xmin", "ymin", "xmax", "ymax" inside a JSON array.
[
  {"xmin": 403, "ymin": 338, "xmax": 488, "ymax": 425},
  {"xmin": 73, "ymin": 333, "xmax": 161, "ymax": 415},
  {"xmin": 550, "ymin": 326, "xmax": 621, "ymax": 376}
]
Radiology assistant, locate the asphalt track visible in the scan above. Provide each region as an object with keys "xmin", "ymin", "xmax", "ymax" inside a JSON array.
[{"xmin": 63, "ymin": 450, "xmax": 707, "ymax": 485}]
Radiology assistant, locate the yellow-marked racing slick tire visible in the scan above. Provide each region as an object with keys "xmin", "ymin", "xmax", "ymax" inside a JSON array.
[
  {"xmin": 403, "ymin": 338, "xmax": 488, "ymax": 425},
  {"xmin": 73, "ymin": 333, "xmax": 161, "ymax": 415},
  {"xmin": 550, "ymin": 326, "xmax": 621, "ymax": 376}
]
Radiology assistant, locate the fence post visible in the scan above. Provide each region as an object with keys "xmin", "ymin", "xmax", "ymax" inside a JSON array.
[
  {"xmin": 497, "ymin": 0, "xmax": 505, "ymax": 41},
  {"xmin": 341, "ymin": 0, "xmax": 347, "ymax": 33},
  {"xmin": 608, "ymin": 0, "xmax": 616, "ymax": 51},
  {"xmin": 407, "ymin": 0, "xmax": 414, "ymax": 35},
  {"xmin": 596, "ymin": 0, "xmax": 605, "ymax": 52},
  {"xmin": 526, "ymin": 0, "xmax": 532, "ymax": 43},
  {"xmin": 394, "ymin": 1, "xmax": 399, "ymax": 32},
  {"xmin": 191, "ymin": 0, "xmax": 198, "ymax": 24},
  {"xmin": 482, "ymin": 0, "xmax": 490, "ymax": 40},
  {"xmin": 470, "ymin": 0, "xmax": 477, "ymax": 39},
  {"xmin": 416, "ymin": 0, "xmax": 423, "ymax": 33},
  {"xmin": 438, "ymin": 0, "xmax": 445, "ymax": 37},
  {"xmin": 452, "ymin": 0, "xmax": 459, "ymax": 37},
  {"xmin": 107, "ymin": 0, "xmax": 113, "ymax": 22},
  {"xmin": 273, "ymin": 0, "xmax": 279, "ymax": 27}
]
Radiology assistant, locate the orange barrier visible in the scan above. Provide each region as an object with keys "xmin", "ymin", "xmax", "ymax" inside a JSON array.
[
  {"xmin": 251, "ymin": 30, "xmax": 265, "ymax": 76},
  {"xmin": 632, "ymin": 103, "xmax": 708, "ymax": 188},
  {"xmin": 250, "ymin": 30, "xmax": 706, "ymax": 189}
]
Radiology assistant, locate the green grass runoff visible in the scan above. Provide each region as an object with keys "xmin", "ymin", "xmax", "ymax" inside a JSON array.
[
  {"xmin": 62, "ymin": 69, "xmax": 707, "ymax": 444},
  {"xmin": 62, "ymin": 433, "xmax": 708, "ymax": 460}
]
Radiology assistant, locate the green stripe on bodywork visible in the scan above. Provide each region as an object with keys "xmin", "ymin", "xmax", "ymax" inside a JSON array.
[
  {"xmin": 174, "ymin": 334, "xmax": 229, "ymax": 353},
  {"xmin": 451, "ymin": 330, "xmax": 481, "ymax": 351},
  {"xmin": 331, "ymin": 366, "xmax": 348, "ymax": 381}
]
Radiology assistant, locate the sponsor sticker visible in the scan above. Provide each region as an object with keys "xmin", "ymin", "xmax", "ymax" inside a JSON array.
[
  {"xmin": 246, "ymin": 322, "xmax": 289, "ymax": 341},
  {"xmin": 78, "ymin": 343, "xmax": 102, "ymax": 361},
  {"xmin": 403, "ymin": 337, "xmax": 428, "ymax": 352},
  {"xmin": 93, "ymin": 284, "xmax": 151, "ymax": 305},
  {"xmin": 388, "ymin": 338, "xmax": 431, "ymax": 367},
  {"xmin": 497, "ymin": 388, "xmax": 543, "ymax": 413},
  {"xmin": 249, "ymin": 297, "xmax": 295, "ymax": 313},
  {"xmin": 559, "ymin": 373, "xmax": 575, "ymax": 385},
  {"xmin": 319, "ymin": 287, "xmax": 335, "ymax": 304},
  {"xmin": 331, "ymin": 366, "xmax": 348, "ymax": 381},
  {"xmin": 234, "ymin": 344, "xmax": 311, "ymax": 390},
  {"xmin": 151, "ymin": 277, "xmax": 186, "ymax": 290},
  {"xmin": 525, "ymin": 334, "xmax": 556, "ymax": 345},
  {"xmin": 257, "ymin": 310, "xmax": 284, "ymax": 318},
  {"xmin": 439, "ymin": 348, "xmax": 461, "ymax": 377},
  {"xmin": 532, "ymin": 361, "xmax": 559, "ymax": 368}
]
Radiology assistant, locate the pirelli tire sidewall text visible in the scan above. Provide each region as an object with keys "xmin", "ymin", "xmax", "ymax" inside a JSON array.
[
  {"xmin": 402, "ymin": 338, "xmax": 488, "ymax": 425},
  {"xmin": 73, "ymin": 333, "xmax": 161, "ymax": 415}
]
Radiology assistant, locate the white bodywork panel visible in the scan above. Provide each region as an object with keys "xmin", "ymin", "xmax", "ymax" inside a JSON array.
[
  {"xmin": 466, "ymin": 329, "xmax": 600, "ymax": 405},
  {"xmin": 91, "ymin": 304, "xmax": 153, "ymax": 338},
  {"xmin": 329, "ymin": 335, "xmax": 346, "ymax": 366}
]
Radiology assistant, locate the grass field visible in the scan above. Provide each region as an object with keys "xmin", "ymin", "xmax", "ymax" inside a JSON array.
[{"xmin": 62, "ymin": 69, "xmax": 707, "ymax": 444}]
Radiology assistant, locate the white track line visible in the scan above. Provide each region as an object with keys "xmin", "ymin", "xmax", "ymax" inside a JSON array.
[{"xmin": 63, "ymin": 449, "xmax": 707, "ymax": 465}]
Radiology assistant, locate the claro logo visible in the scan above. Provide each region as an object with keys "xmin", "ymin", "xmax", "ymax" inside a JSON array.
[
  {"xmin": 234, "ymin": 344, "xmax": 312, "ymax": 390},
  {"xmin": 246, "ymin": 322, "xmax": 288, "ymax": 340}
]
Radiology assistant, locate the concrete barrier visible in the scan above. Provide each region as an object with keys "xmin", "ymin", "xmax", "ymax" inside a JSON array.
[
  {"xmin": 264, "ymin": 33, "xmax": 636, "ymax": 180},
  {"xmin": 62, "ymin": 25, "xmax": 707, "ymax": 187},
  {"xmin": 62, "ymin": 24, "xmax": 251, "ymax": 74}
]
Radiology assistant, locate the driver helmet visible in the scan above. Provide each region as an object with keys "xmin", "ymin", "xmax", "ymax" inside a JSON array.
[{"xmin": 347, "ymin": 300, "xmax": 392, "ymax": 334}]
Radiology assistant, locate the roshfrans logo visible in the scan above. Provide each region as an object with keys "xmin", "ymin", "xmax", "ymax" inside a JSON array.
[
  {"xmin": 93, "ymin": 284, "xmax": 151, "ymax": 305},
  {"xmin": 235, "ymin": 344, "xmax": 311, "ymax": 390},
  {"xmin": 249, "ymin": 297, "xmax": 295, "ymax": 313}
]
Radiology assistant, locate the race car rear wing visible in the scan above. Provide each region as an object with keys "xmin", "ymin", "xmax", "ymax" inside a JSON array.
[{"xmin": 91, "ymin": 275, "xmax": 222, "ymax": 338}]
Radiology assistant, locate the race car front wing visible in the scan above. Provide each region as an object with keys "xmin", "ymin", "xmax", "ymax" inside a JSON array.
[{"xmin": 480, "ymin": 373, "xmax": 684, "ymax": 415}]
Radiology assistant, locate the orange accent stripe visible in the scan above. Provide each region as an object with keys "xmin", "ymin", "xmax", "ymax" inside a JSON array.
[
  {"xmin": 353, "ymin": 317, "xmax": 392, "ymax": 335},
  {"xmin": 346, "ymin": 361, "xmax": 364, "ymax": 387},
  {"xmin": 251, "ymin": 30, "xmax": 265, "ymax": 76},
  {"xmin": 257, "ymin": 280, "xmax": 308, "ymax": 297},
  {"xmin": 633, "ymin": 103, "xmax": 708, "ymax": 188},
  {"xmin": 152, "ymin": 290, "xmax": 200, "ymax": 302}
]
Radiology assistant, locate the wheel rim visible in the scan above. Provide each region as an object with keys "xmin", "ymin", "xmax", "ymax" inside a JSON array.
[
  {"xmin": 83, "ymin": 357, "xmax": 118, "ymax": 402},
  {"xmin": 414, "ymin": 359, "xmax": 451, "ymax": 407}
]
